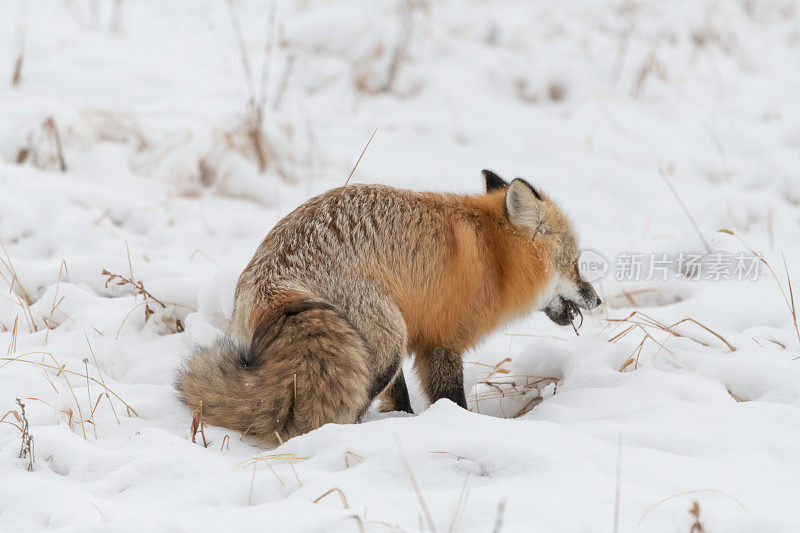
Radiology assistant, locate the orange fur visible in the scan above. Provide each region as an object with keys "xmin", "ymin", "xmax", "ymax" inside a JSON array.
[
  {"xmin": 177, "ymin": 176, "xmax": 594, "ymax": 444},
  {"xmin": 382, "ymin": 191, "xmax": 552, "ymax": 353}
]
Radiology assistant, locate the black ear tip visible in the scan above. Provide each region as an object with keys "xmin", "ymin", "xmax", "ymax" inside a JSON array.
[
  {"xmin": 482, "ymin": 169, "xmax": 508, "ymax": 192},
  {"xmin": 514, "ymin": 177, "xmax": 543, "ymax": 201}
]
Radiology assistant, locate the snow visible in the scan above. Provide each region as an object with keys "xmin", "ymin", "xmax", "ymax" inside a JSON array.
[{"xmin": 1, "ymin": 0, "xmax": 800, "ymax": 531}]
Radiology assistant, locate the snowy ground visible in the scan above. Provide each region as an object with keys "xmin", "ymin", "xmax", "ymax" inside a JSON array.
[{"xmin": 2, "ymin": 0, "xmax": 800, "ymax": 531}]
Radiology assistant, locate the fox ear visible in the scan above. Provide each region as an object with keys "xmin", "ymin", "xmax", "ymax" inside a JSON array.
[
  {"xmin": 482, "ymin": 169, "xmax": 508, "ymax": 192},
  {"xmin": 505, "ymin": 178, "xmax": 545, "ymax": 229}
]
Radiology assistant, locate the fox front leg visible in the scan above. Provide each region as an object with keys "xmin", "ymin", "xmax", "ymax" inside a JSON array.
[{"xmin": 415, "ymin": 347, "xmax": 467, "ymax": 409}]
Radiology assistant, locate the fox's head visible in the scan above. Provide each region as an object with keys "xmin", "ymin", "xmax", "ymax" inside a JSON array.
[{"xmin": 483, "ymin": 169, "xmax": 601, "ymax": 328}]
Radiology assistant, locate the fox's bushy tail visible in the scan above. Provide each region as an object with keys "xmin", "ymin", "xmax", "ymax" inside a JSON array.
[
  {"xmin": 176, "ymin": 336, "xmax": 289, "ymax": 443},
  {"xmin": 176, "ymin": 298, "xmax": 374, "ymax": 445}
]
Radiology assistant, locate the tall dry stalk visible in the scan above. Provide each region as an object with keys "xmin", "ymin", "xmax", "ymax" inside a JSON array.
[
  {"xmin": 658, "ymin": 166, "xmax": 711, "ymax": 253},
  {"xmin": 0, "ymin": 399, "xmax": 35, "ymax": 471},
  {"xmin": 226, "ymin": 0, "xmax": 277, "ymax": 174},
  {"xmin": 612, "ymin": 432, "xmax": 623, "ymax": 533},
  {"xmin": 395, "ymin": 436, "xmax": 436, "ymax": 532},
  {"xmin": 0, "ymin": 238, "xmax": 36, "ymax": 332},
  {"xmin": 382, "ymin": 0, "xmax": 417, "ymax": 93},
  {"xmin": 718, "ymin": 229, "xmax": 800, "ymax": 356},
  {"xmin": 42, "ymin": 118, "xmax": 67, "ymax": 172},
  {"xmin": 344, "ymin": 129, "xmax": 377, "ymax": 186},
  {"xmin": 689, "ymin": 501, "xmax": 704, "ymax": 532},
  {"xmin": 10, "ymin": 25, "xmax": 26, "ymax": 88}
]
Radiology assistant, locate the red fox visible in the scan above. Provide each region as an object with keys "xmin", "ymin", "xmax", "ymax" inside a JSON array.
[{"xmin": 176, "ymin": 170, "xmax": 600, "ymax": 445}]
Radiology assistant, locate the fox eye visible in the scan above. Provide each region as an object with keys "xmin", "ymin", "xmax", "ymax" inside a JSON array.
[{"xmin": 537, "ymin": 227, "xmax": 548, "ymax": 235}]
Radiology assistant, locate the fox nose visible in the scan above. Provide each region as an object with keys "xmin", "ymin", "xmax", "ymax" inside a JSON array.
[{"xmin": 596, "ymin": 296, "xmax": 602, "ymax": 306}]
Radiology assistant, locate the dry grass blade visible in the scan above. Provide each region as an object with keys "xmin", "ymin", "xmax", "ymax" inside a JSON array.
[
  {"xmin": 257, "ymin": 0, "xmax": 278, "ymax": 110},
  {"xmin": 7, "ymin": 351, "xmax": 93, "ymax": 439},
  {"xmin": 54, "ymin": 355, "xmax": 87, "ymax": 439},
  {"xmin": 7, "ymin": 315, "xmax": 18, "ymax": 355},
  {"xmin": 288, "ymin": 456, "xmax": 302, "ymax": 487},
  {"xmin": 383, "ymin": 0, "xmax": 416, "ymax": 93},
  {"xmin": 727, "ymin": 388, "xmax": 746, "ymax": 402},
  {"xmin": 83, "ymin": 323, "xmax": 120, "ymax": 423},
  {"xmin": 0, "ymin": 354, "xmax": 138, "ymax": 417},
  {"xmin": 510, "ymin": 389, "xmax": 549, "ymax": 418},
  {"xmin": 492, "ymin": 499, "xmax": 506, "ymax": 533},
  {"xmin": 44, "ymin": 260, "xmax": 69, "ymax": 341},
  {"xmin": 102, "ymin": 269, "xmax": 167, "ymax": 309},
  {"xmin": 10, "ymin": 24, "xmax": 26, "ymax": 88},
  {"xmin": 271, "ymin": 54, "xmax": 295, "ymax": 112},
  {"xmin": 313, "ymin": 488, "xmax": 349, "ymax": 509},
  {"xmin": 430, "ymin": 451, "xmax": 469, "ymax": 461},
  {"xmin": 612, "ymin": 432, "xmax": 622, "ymax": 533},
  {"xmin": 190, "ymin": 401, "xmax": 208, "ymax": 447},
  {"xmin": 781, "ymin": 253, "xmax": 800, "ymax": 355},
  {"xmin": 345, "ymin": 514, "xmax": 368, "ymax": 533},
  {"xmin": 658, "ymin": 166, "xmax": 710, "ymax": 253},
  {"xmin": 255, "ymin": 456, "xmax": 284, "ymax": 487},
  {"xmin": 225, "ymin": 0, "xmax": 278, "ymax": 175},
  {"xmin": 248, "ymin": 460, "xmax": 257, "ymax": 506},
  {"xmin": 689, "ymin": 500, "xmax": 705, "ymax": 532},
  {"xmin": 115, "ymin": 301, "xmax": 149, "ymax": 339},
  {"xmin": 42, "ymin": 117, "xmax": 67, "ymax": 172},
  {"xmin": 467, "ymin": 361, "xmax": 558, "ymax": 416},
  {"xmin": 668, "ymin": 318, "xmax": 735, "ymax": 353},
  {"xmin": 631, "ymin": 45, "xmax": 665, "ymax": 98},
  {"xmin": 189, "ymin": 248, "xmax": 220, "ymax": 266},
  {"xmin": 238, "ymin": 453, "xmax": 309, "ymax": 493},
  {"xmin": 636, "ymin": 489, "xmax": 746, "ymax": 526},
  {"xmin": 608, "ymin": 323, "xmax": 637, "ymax": 344},
  {"xmin": 272, "ymin": 429, "xmax": 301, "ymax": 492},
  {"xmin": 0, "ymin": 408, "xmax": 23, "ymax": 432},
  {"xmin": 606, "ymin": 288, "xmax": 660, "ymax": 308},
  {"xmin": 447, "ymin": 474, "xmax": 470, "ymax": 533},
  {"xmin": 83, "ymin": 359, "xmax": 98, "ymax": 439},
  {"xmin": 468, "ymin": 361, "xmax": 560, "ymax": 418},
  {"xmin": 485, "ymin": 357, "xmax": 511, "ymax": 379},
  {"xmin": 20, "ymin": 396, "xmax": 55, "ymax": 409},
  {"xmin": 606, "ymin": 311, "xmax": 735, "ymax": 353},
  {"xmin": 700, "ymin": 115, "xmax": 730, "ymax": 181},
  {"xmin": 226, "ymin": 0, "xmax": 256, "ymax": 101},
  {"xmin": 345, "ymin": 450, "xmax": 363, "ymax": 468},
  {"xmin": 90, "ymin": 392, "xmax": 111, "ymax": 415},
  {"xmin": 103, "ymin": 266, "xmax": 191, "ymax": 337},
  {"xmin": 0, "ymin": 238, "xmax": 36, "ymax": 331},
  {"xmin": 344, "ymin": 128, "xmax": 377, "ymax": 186},
  {"xmin": 464, "ymin": 360, "xmax": 512, "ymax": 369},
  {"xmin": 717, "ymin": 230, "xmax": 800, "ymax": 355},
  {"xmin": 236, "ymin": 453, "xmax": 305, "ymax": 468},
  {"xmin": 15, "ymin": 399, "xmax": 34, "ymax": 471},
  {"xmin": 395, "ymin": 435, "xmax": 436, "ymax": 532}
]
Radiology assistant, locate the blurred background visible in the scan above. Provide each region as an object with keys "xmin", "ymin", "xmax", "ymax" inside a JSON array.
[{"xmin": 2, "ymin": 0, "xmax": 798, "ymax": 266}]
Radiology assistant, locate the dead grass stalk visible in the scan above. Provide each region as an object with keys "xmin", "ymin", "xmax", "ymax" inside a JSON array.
[
  {"xmin": 313, "ymin": 488, "xmax": 349, "ymax": 509},
  {"xmin": 344, "ymin": 128, "xmax": 378, "ymax": 186},
  {"xmin": 718, "ymin": 229, "xmax": 800, "ymax": 356},
  {"xmin": 10, "ymin": 24, "xmax": 26, "ymax": 88},
  {"xmin": 606, "ymin": 311, "xmax": 735, "ymax": 353},
  {"xmin": 190, "ymin": 401, "xmax": 208, "ymax": 447},
  {"xmin": 0, "ymin": 398, "xmax": 34, "ymax": 470},
  {"xmin": 395, "ymin": 435, "xmax": 436, "ymax": 532},
  {"xmin": 658, "ymin": 166, "xmax": 711, "ymax": 253}
]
